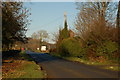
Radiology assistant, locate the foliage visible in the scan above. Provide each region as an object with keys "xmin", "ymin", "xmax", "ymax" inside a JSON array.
[
  {"xmin": 2, "ymin": 50, "xmax": 20, "ymax": 59},
  {"xmin": 58, "ymin": 21, "xmax": 70, "ymax": 42},
  {"xmin": 58, "ymin": 38, "xmax": 86, "ymax": 58},
  {"xmin": 2, "ymin": 2, "xmax": 31, "ymax": 50},
  {"xmin": 73, "ymin": 2, "xmax": 119, "ymax": 62},
  {"xmin": 99, "ymin": 41, "xmax": 118, "ymax": 54},
  {"xmin": 96, "ymin": 41, "xmax": 119, "ymax": 59},
  {"xmin": 56, "ymin": 17, "xmax": 70, "ymax": 56},
  {"xmin": 55, "ymin": 2, "xmax": 119, "ymax": 64}
]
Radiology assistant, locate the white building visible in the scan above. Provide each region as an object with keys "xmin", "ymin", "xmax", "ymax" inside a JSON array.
[{"xmin": 41, "ymin": 45, "xmax": 47, "ymax": 52}]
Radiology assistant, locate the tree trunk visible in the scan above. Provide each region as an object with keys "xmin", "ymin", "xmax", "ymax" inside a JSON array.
[
  {"xmin": 117, "ymin": 1, "xmax": 120, "ymax": 44},
  {"xmin": 117, "ymin": 1, "xmax": 120, "ymax": 28}
]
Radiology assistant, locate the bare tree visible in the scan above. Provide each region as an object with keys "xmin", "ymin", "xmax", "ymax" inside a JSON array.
[
  {"xmin": 30, "ymin": 30, "xmax": 49, "ymax": 49},
  {"xmin": 37, "ymin": 30, "xmax": 48, "ymax": 42},
  {"xmin": 52, "ymin": 32, "xmax": 59, "ymax": 43},
  {"xmin": 31, "ymin": 32, "xmax": 38, "ymax": 39},
  {"xmin": 75, "ymin": 2, "xmax": 118, "ymax": 43}
]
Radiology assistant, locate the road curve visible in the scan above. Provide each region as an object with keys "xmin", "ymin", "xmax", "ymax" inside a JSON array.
[{"xmin": 26, "ymin": 51, "xmax": 119, "ymax": 78}]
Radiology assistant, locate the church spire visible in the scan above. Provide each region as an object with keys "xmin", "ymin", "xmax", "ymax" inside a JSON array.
[
  {"xmin": 64, "ymin": 11, "xmax": 67, "ymax": 22},
  {"xmin": 64, "ymin": 11, "xmax": 68, "ymax": 29}
]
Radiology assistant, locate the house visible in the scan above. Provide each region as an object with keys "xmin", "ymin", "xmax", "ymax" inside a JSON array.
[{"xmin": 69, "ymin": 29, "xmax": 75, "ymax": 38}]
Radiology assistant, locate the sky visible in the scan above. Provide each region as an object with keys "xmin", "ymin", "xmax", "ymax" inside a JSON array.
[{"xmin": 24, "ymin": 2, "xmax": 78, "ymax": 44}]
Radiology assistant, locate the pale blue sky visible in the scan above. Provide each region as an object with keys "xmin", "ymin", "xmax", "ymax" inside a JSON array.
[{"xmin": 24, "ymin": 2, "xmax": 78, "ymax": 43}]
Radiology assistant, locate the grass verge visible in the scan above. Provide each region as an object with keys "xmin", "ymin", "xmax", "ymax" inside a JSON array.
[
  {"xmin": 50, "ymin": 53, "xmax": 119, "ymax": 71},
  {"xmin": 2, "ymin": 50, "xmax": 46, "ymax": 79},
  {"xmin": 63, "ymin": 57, "xmax": 119, "ymax": 71}
]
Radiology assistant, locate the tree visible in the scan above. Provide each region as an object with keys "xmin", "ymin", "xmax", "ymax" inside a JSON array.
[
  {"xmin": 25, "ymin": 38, "xmax": 40, "ymax": 50},
  {"xmin": 117, "ymin": 1, "xmax": 120, "ymax": 43},
  {"xmin": 2, "ymin": 2, "xmax": 31, "ymax": 50},
  {"xmin": 75, "ymin": 2, "xmax": 119, "ymax": 61},
  {"xmin": 52, "ymin": 31, "xmax": 59, "ymax": 43},
  {"xmin": 117, "ymin": 1, "xmax": 120, "ymax": 27},
  {"xmin": 30, "ymin": 30, "xmax": 49, "ymax": 48},
  {"xmin": 31, "ymin": 32, "xmax": 38, "ymax": 39},
  {"xmin": 37, "ymin": 30, "xmax": 48, "ymax": 42},
  {"xmin": 56, "ymin": 14, "xmax": 70, "ymax": 54},
  {"xmin": 75, "ymin": 2, "xmax": 118, "ymax": 43},
  {"xmin": 58, "ymin": 18, "xmax": 69, "ymax": 42}
]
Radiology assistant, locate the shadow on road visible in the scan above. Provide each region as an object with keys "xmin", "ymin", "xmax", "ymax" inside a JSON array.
[{"xmin": 26, "ymin": 51, "xmax": 62, "ymax": 63}]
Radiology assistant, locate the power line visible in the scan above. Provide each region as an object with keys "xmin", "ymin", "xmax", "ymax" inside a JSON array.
[
  {"xmin": 39, "ymin": 15, "xmax": 63, "ymax": 28},
  {"xmin": 38, "ymin": 13, "xmax": 77, "ymax": 28}
]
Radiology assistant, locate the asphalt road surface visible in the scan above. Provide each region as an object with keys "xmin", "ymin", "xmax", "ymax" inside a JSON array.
[{"xmin": 26, "ymin": 51, "xmax": 119, "ymax": 78}]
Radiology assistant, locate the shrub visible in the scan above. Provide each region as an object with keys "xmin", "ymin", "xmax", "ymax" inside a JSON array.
[
  {"xmin": 96, "ymin": 40, "xmax": 118, "ymax": 60},
  {"xmin": 58, "ymin": 38, "xmax": 85, "ymax": 57}
]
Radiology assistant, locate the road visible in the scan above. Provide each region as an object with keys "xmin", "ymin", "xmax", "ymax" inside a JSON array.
[{"xmin": 26, "ymin": 51, "xmax": 119, "ymax": 78}]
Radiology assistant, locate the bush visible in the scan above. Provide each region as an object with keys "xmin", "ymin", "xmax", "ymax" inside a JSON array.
[
  {"xmin": 58, "ymin": 38, "xmax": 85, "ymax": 57},
  {"xmin": 58, "ymin": 37, "xmax": 119, "ymax": 63},
  {"xmin": 84, "ymin": 40, "xmax": 119, "ymax": 62},
  {"xmin": 96, "ymin": 40, "xmax": 118, "ymax": 60},
  {"xmin": 2, "ymin": 50, "xmax": 21, "ymax": 59}
]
